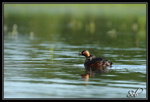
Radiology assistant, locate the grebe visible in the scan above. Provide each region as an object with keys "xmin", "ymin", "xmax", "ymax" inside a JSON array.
[{"xmin": 80, "ymin": 50, "xmax": 112, "ymax": 73}]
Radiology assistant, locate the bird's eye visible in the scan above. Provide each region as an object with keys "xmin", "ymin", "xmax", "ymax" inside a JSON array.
[{"xmin": 82, "ymin": 52, "xmax": 85, "ymax": 55}]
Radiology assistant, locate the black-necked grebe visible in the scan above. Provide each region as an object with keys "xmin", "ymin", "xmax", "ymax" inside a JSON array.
[{"xmin": 80, "ymin": 49, "xmax": 112, "ymax": 73}]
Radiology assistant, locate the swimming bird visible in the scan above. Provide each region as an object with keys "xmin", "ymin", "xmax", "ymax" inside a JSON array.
[{"xmin": 80, "ymin": 49, "xmax": 112, "ymax": 73}]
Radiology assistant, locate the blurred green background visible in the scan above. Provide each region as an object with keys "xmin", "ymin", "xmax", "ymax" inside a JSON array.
[{"xmin": 4, "ymin": 4, "xmax": 146, "ymax": 48}]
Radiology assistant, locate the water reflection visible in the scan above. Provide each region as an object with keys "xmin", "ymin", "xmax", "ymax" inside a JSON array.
[
  {"xmin": 4, "ymin": 36, "xmax": 146, "ymax": 98},
  {"xmin": 81, "ymin": 67, "xmax": 111, "ymax": 82}
]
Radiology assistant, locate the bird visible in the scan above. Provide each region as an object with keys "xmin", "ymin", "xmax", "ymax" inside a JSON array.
[{"xmin": 80, "ymin": 49, "xmax": 112, "ymax": 74}]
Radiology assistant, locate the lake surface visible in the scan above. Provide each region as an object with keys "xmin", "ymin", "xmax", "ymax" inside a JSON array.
[{"xmin": 3, "ymin": 4, "xmax": 147, "ymax": 99}]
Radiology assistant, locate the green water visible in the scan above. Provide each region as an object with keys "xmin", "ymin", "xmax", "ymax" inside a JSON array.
[{"xmin": 3, "ymin": 4, "xmax": 147, "ymax": 99}]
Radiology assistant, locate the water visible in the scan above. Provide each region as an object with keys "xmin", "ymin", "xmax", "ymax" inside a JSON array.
[
  {"xmin": 3, "ymin": 4, "xmax": 146, "ymax": 99},
  {"xmin": 4, "ymin": 34, "xmax": 146, "ymax": 99}
]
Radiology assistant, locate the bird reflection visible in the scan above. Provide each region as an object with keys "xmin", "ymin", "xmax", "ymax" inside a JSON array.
[{"xmin": 81, "ymin": 66, "xmax": 111, "ymax": 81}]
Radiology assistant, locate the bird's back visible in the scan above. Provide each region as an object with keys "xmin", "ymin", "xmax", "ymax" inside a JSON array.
[{"xmin": 84, "ymin": 57, "xmax": 112, "ymax": 72}]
